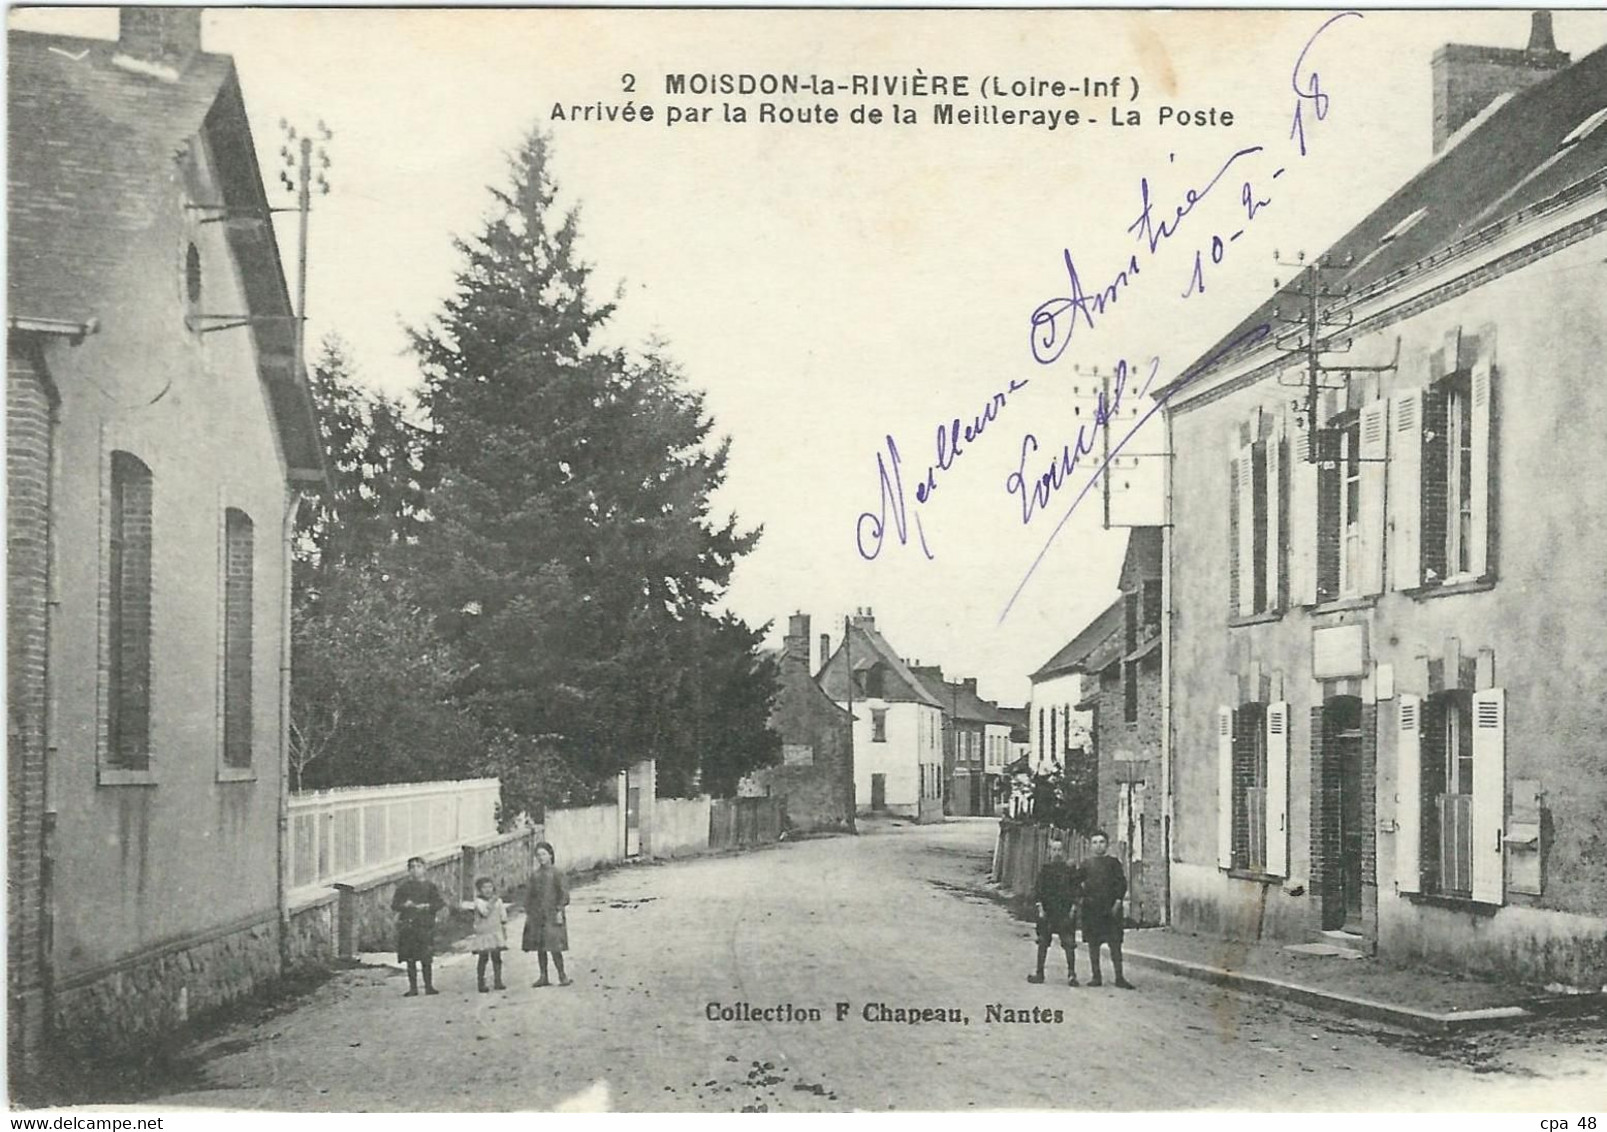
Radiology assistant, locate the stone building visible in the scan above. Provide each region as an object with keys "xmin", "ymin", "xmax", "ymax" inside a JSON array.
[
  {"xmin": 1160, "ymin": 21, "xmax": 1607, "ymax": 985},
  {"xmin": 817, "ymin": 609, "xmax": 944, "ymax": 821},
  {"xmin": 7, "ymin": 10, "xmax": 324, "ymax": 1078},
  {"xmin": 741, "ymin": 614, "xmax": 856, "ymax": 834},
  {"xmin": 1082, "ymin": 529, "xmax": 1165, "ymax": 925}
]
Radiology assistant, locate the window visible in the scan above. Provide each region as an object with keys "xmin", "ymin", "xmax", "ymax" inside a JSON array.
[
  {"xmin": 1037, "ymin": 708, "xmax": 1044, "ymax": 757},
  {"xmin": 1123, "ymin": 661, "xmax": 1138, "ymax": 723},
  {"xmin": 1236, "ymin": 703, "xmax": 1269, "ymax": 871},
  {"xmin": 1422, "ymin": 693, "xmax": 1474, "ymax": 896},
  {"xmin": 1124, "ymin": 591, "xmax": 1139, "ymax": 652},
  {"xmin": 871, "ymin": 708, "xmax": 887, "ymax": 743},
  {"xmin": 1447, "ymin": 377, "xmax": 1474, "ymax": 577},
  {"xmin": 863, "ymin": 665, "xmax": 886, "ymax": 699},
  {"xmin": 108, "ymin": 453, "xmax": 153, "ymax": 772},
  {"xmin": 1398, "ymin": 689, "xmax": 1505, "ymax": 903},
  {"xmin": 223, "ymin": 509, "xmax": 255, "ymax": 768},
  {"xmin": 1229, "ymin": 424, "xmax": 1282, "ymax": 617},
  {"xmin": 185, "ymin": 242, "xmax": 202, "ymax": 305},
  {"xmin": 1049, "ymin": 708, "xmax": 1057, "ymax": 759}
]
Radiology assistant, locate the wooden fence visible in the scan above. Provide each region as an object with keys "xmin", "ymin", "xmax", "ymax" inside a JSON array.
[
  {"xmin": 288, "ymin": 778, "xmax": 501, "ymax": 894},
  {"xmin": 709, "ymin": 796, "xmax": 783, "ymax": 850}
]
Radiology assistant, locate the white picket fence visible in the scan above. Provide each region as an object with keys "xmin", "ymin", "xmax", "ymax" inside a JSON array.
[{"xmin": 288, "ymin": 778, "xmax": 500, "ymax": 892}]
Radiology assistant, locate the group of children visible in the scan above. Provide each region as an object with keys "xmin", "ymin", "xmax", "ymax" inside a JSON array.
[
  {"xmin": 389, "ymin": 839, "xmax": 573, "ymax": 997},
  {"xmin": 1030, "ymin": 830, "xmax": 1134, "ymax": 990}
]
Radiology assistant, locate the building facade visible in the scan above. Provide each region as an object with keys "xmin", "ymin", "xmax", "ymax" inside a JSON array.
[
  {"xmin": 1163, "ymin": 26, "xmax": 1607, "ymax": 985},
  {"xmin": 1085, "ymin": 530, "xmax": 1166, "ymax": 926},
  {"xmin": 7, "ymin": 11, "xmax": 324, "ymax": 1076},
  {"xmin": 742, "ymin": 613, "xmax": 856, "ymax": 834},
  {"xmin": 817, "ymin": 609, "xmax": 944, "ymax": 821},
  {"xmin": 1028, "ymin": 601, "xmax": 1123, "ymax": 774}
]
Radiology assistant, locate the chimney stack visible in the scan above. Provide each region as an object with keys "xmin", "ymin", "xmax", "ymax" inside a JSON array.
[
  {"xmin": 783, "ymin": 613, "xmax": 811, "ymax": 667},
  {"xmin": 818, "ymin": 633, "xmax": 831, "ymax": 674},
  {"xmin": 118, "ymin": 8, "xmax": 204, "ymax": 68},
  {"xmin": 851, "ymin": 606, "xmax": 876, "ymax": 632},
  {"xmin": 962, "ymin": 677, "xmax": 979, "ymax": 695},
  {"xmin": 1431, "ymin": 11, "xmax": 1569, "ymax": 153}
]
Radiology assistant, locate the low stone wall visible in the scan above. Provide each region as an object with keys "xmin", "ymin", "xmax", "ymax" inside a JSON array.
[
  {"xmin": 51, "ymin": 914, "xmax": 280, "ymax": 1061},
  {"xmin": 284, "ymin": 889, "xmax": 340, "ymax": 973}
]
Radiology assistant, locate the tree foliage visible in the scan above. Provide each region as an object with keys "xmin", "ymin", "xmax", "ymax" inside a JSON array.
[{"xmin": 404, "ymin": 130, "xmax": 774, "ymax": 804}]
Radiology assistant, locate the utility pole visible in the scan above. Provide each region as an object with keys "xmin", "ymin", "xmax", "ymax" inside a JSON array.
[
  {"xmin": 1271, "ymin": 251, "xmax": 1396, "ymax": 458},
  {"xmin": 277, "ymin": 119, "xmax": 333, "ymax": 379}
]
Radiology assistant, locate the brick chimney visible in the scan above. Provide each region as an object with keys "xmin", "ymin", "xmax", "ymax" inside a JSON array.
[
  {"xmin": 850, "ymin": 606, "xmax": 876, "ymax": 632},
  {"xmin": 783, "ymin": 613, "xmax": 811, "ymax": 667},
  {"xmin": 961, "ymin": 677, "xmax": 979, "ymax": 695},
  {"xmin": 1431, "ymin": 11, "xmax": 1570, "ymax": 153},
  {"xmin": 818, "ymin": 633, "xmax": 831, "ymax": 673},
  {"xmin": 118, "ymin": 8, "xmax": 203, "ymax": 68}
]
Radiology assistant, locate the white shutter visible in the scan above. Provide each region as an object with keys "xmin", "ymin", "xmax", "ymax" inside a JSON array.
[
  {"xmin": 1470, "ymin": 350, "xmax": 1494, "ymax": 578},
  {"xmin": 1265, "ymin": 416, "xmax": 1283, "ymax": 612},
  {"xmin": 1237, "ymin": 443, "xmax": 1256, "ymax": 616},
  {"xmin": 1358, "ymin": 398, "xmax": 1388, "ymax": 595},
  {"xmin": 1471, "ymin": 688, "xmax": 1506, "ymax": 904},
  {"xmin": 1289, "ymin": 419, "xmax": 1319, "ymax": 605},
  {"xmin": 1217, "ymin": 707, "xmax": 1234, "ymax": 869},
  {"xmin": 1396, "ymin": 694, "xmax": 1422, "ymax": 894},
  {"xmin": 1227, "ymin": 448, "xmax": 1241, "ymax": 617},
  {"xmin": 1265, "ymin": 701, "xmax": 1290, "ymax": 878},
  {"xmin": 1390, "ymin": 390, "xmax": 1423, "ymax": 590}
]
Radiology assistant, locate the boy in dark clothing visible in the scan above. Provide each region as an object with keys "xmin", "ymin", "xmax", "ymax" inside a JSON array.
[
  {"xmin": 1082, "ymin": 830, "xmax": 1133, "ymax": 989},
  {"xmin": 392, "ymin": 856, "xmax": 446, "ymax": 996},
  {"xmin": 1028, "ymin": 837, "xmax": 1082, "ymax": 985}
]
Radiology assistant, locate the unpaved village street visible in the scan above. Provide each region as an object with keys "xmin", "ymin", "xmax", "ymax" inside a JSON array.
[{"xmin": 141, "ymin": 820, "xmax": 1606, "ymax": 1112}]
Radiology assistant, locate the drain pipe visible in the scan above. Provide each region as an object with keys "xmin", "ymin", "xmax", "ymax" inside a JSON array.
[
  {"xmin": 278, "ymin": 488, "xmax": 302, "ymax": 973},
  {"xmin": 1160, "ymin": 404, "xmax": 1176, "ymax": 926}
]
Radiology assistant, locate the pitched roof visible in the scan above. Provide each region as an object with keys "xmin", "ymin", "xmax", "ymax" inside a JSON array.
[
  {"xmin": 7, "ymin": 29, "xmax": 325, "ymax": 483},
  {"xmin": 817, "ymin": 621, "xmax": 943, "ymax": 708},
  {"xmin": 1030, "ymin": 598, "xmax": 1124, "ymax": 682},
  {"xmin": 1161, "ymin": 41, "xmax": 1607, "ymax": 396}
]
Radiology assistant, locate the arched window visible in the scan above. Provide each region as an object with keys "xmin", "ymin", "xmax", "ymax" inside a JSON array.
[{"xmin": 108, "ymin": 453, "xmax": 153, "ymax": 770}]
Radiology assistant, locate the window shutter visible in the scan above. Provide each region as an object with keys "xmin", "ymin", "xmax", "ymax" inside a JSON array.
[
  {"xmin": 1237, "ymin": 443, "xmax": 1256, "ymax": 616},
  {"xmin": 1217, "ymin": 707, "xmax": 1234, "ymax": 869},
  {"xmin": 1396, "ymin": 694, "xmax": 1422, "ymax": 894},
  {"xmin": 1471, "ymin": 688, "xmax": 1506, "ymax": 904},
  {"xmin": 1265, "ymin": 701, "xmax": 1290, "ymax": 877},
  {"xmin": 1358, "ymin": 398, "xmax": 1389, "ymax": 595},
  {"xmin": 1289, "ymin": 420, "xmax": 1319, "ymax": 605},
  {"xmin": 1469, "ymin": 340, "xmax": 1494, "ymax": 579},
  {"xmin": 1228, "ymin": 449, "xmax": 1240, "ymax": 618},
  {"xmin": 1265, "ymin": 416, "xmax": 1283, "ymax": 612},
  {"xmin": 1390, "ymin": 389, "xmax": 1423, "ymax": 590}
]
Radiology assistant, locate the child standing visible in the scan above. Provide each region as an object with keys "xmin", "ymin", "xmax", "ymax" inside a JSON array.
[
  {"xmin": 461, "ymin": 876, "xmax": 510, "ymax": 993},
  {"xmin": 392, "ymin": 856, "xmax": 445, "ymax": 997},
  {"xmin": 1028, "ymin": 836, "xmax": 1083, "ymax": 985},
  {"xmin": 1082, "ymin": 830, "xmax": 1134, "ymax": 989},
  {"xmin": 521, "ymin": 841, "xmax": 571, "ymax": 987}
]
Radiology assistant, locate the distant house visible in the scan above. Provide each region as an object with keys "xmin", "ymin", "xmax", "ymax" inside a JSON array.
[
  {"xmin": 909, "ymin": 667, "xmax": 1004, "ymax": 817},
  {"xmin": 817, "ymin": 609, "xmax": 944, "ymax": 821},
  {"xmin": 1161, "ymin": 19, "xmax": 1607, "ymax": 985},
  {"xmin": 1029, "ymin": 600, "xmax": 1123, "ymax": 773},
  {"xmin": 742, "ymin": 613, "xmax": 855, "ymax": 833},
  {"xmin": 1083, "ymin": 529, "xmax": 1165, "ymax": 925},
  {"xmin": 7, "ymin": 10, "xmax": 325, "ymax": 1075}
]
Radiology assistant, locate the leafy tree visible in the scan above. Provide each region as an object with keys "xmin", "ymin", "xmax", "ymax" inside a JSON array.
[
  {"xmin": 408, "ymin": 130, "xmax": 768, "ymax": 792},
  {"xmin": 290, "ymin": 335, "xmax": 474, "ymax": 790},
  {"xmin": 290, "ymin": 564, "xmax": 479, "ymax": 790},
  {"xmin": 1029, "ymin": 747, "xmax": 1099, "ymax": 834},
  {"xmin": 297, "ymin": 335, "xmax": 431, "ymax": 578}
]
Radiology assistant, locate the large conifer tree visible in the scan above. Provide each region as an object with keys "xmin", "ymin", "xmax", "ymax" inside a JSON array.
[{"xmin": 410, "ymin": 131, "xmax": 772, "ymax": 799}]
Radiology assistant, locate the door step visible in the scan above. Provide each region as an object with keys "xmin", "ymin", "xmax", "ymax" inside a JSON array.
[{"xmin": 1315, "ymin": 928, "xmax": 1370, "ymax": 956}]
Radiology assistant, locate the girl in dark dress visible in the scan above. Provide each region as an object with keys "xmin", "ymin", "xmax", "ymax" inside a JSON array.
[
  {"xmin": 521, "ymin": 841, "xmax": 571, "ymax": 986},
  {"xmin": 392, "ymin": 855, "xmax": 446, "ymax": 996}
]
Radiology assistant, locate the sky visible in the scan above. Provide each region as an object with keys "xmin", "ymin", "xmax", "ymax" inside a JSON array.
[{"xmin": 12, "ymin": 5, "xmax": 1607, "ymax": 706}]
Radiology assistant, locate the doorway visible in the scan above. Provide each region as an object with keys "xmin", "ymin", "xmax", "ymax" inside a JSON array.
[
  {"xmin": 625, "ymin": 780, "xmax": 642, "ymax": 857},
  {"xmin": 1322, "ymin": 696, "xmax": 1367, "ymax": 932},
  {"xmin": 870, "ymin": 773, "xmax": 886, "ymax": 811}
]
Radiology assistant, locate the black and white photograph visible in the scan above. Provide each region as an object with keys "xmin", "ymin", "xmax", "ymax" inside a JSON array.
[{"xmin": 6, "ymin": 4, "xmax": 1607, "ymax": 1115}]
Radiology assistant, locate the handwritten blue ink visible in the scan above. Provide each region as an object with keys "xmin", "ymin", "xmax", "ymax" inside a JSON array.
[
  {"xmin": 1290, "ymin": 11, "xmax": 1363, "ymax": 156},
  {"xmin": 997, "ymin": 323, "xmax": 1273, "ymax": 623},
  {"xmin": 916, "ymin": 378, "xmax": 1031, "ymax": 504},
  {"xmin": 855, "ymin": 435, "xmax": 934, "ymax": 562}
]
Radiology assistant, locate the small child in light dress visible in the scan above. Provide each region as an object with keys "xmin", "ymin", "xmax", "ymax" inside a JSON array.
[{"xmin": 461, "ymin": 875, "xmax": 510, "ymax": 993}]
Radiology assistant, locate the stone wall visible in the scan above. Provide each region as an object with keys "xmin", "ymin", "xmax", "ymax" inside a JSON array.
[
  {"xmin": 50, "ymin": 915, "xmax": 280, "ymax": 1062},
  {"xmin": 284, "ymin": 890, "xmax": 339, "ymax": 973}
]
